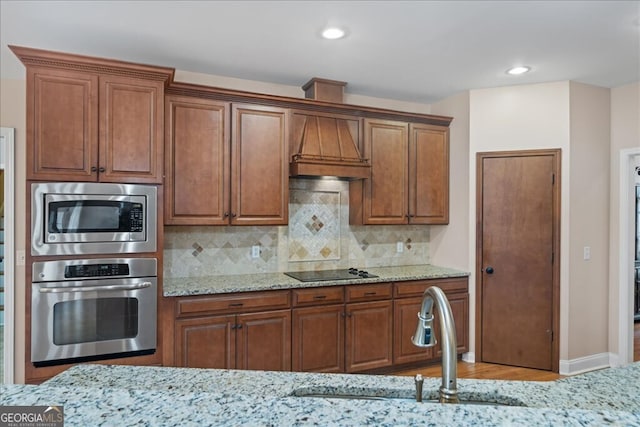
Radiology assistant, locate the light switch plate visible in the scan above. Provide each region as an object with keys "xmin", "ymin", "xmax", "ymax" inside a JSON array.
[
  {"xmin": 583, "ymin": 246, "xmax": 591, "ymax": 260},
  {"xmin": 396, "ymin": 242, "xmax": 404, "ymax": 253}
]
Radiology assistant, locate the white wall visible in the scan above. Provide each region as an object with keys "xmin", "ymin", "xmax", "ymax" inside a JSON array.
[{"xmin": 567, "ymin": 82, "xmax": 610, "ymax": 362}]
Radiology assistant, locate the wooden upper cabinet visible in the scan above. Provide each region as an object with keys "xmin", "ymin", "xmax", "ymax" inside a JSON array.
[
  {"xmin": 350, "ymin": 119, "xmax": 450, "ymax": 225},
  {"xmin": 13, "ymin": 45, "xmax": 172, "ymax": 183},
  {"xmin": 165, "ymin": 100, "xmax": 289, "ymax": 226},
  {"xmin": 27, "ymin": 69, "xmax": 164, "ymax": 183},
  {"xmin": 27, "ymin": 67, "xmax": 98, "ymax": 181},
  {"xmin": 231, "ymin": 104, "xmax": 289, "ymax": 225},
  {"xmin": 98, "ymin": 75, "xmax": 164, "ymax": 183},
  {"xmin": 353, "ymin": 119, "xmax": 408, "ymax": 225},
  {"xmin": 165, "ymin": 96, "xmax": 230, "ymax": 225},
  {"xmin": 409, "ymin": 123, "xmax": 449, "ymax": 224}
]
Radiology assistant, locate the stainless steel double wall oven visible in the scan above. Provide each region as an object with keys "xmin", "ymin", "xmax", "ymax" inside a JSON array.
[{"xmin": 30, "ymin": 182, "xmax": 158, "ymax": 366}]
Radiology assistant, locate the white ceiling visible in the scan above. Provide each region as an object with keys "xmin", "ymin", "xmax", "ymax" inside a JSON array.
[{"xmin": 1, "ymin": 1, "xmax": 639, "ymax": 104}]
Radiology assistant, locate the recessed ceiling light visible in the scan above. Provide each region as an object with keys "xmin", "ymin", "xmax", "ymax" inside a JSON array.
[
  {"xmin": 506, "ymin": 66, "xmax": 531, "ymax": 75},
  {"xmin": 322, "ymin": 27, "xmax": 346, "ymax": 40}
]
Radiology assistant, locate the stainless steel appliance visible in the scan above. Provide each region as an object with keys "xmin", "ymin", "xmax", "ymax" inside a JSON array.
[
  {"xmin": 31, "ymin": 257, "xmax": 157, "ymax": 365},
  {"xmin": 31, "ymin": 182, "xmax": 157, "ymax": 256},
  {"xmin": 284, "ymin": 268, "xmax": 378, "ymax": 282}
]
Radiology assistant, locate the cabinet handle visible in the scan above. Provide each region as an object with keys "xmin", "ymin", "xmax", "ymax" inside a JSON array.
[
  {"xmin": 231, "ymin": 324, "xmax": 237, "ymax": 330},
  {"xmin": 364, "ymin": 292, "xmax": 376, "ymax": 296},
  {"xmin": 98, "ymin": 167, "xmax": 106, "ymax": 173},
  {"xmin": 229, "ymin": 302, "xmax": 244, "ymax": 307},
  {"xmin": 236, "ymin": 324, "xmax": 243, "ymax": 329},
  {"xmin": 223, "ymin": 212, "xmax": 230, "ymax": 218},
  {"xmin": 231, "ymin": 213, "xmax": 237, "ymax": 218},
  {"xmin": 346, "ymin": 312, "xmax": 352, "ymax": 317},
  {"xmin": 91, "ymin": 166, "xmax": 97, "ymax": 172},
  {"xmin": 313, "ymin": 295, "xmax": 327, "ymax": 300}
]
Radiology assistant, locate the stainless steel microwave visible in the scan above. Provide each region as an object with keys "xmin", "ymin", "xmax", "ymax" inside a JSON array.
[{"xmin": 31, "ymin": 182, "xmax": 157, "ymax": 256}]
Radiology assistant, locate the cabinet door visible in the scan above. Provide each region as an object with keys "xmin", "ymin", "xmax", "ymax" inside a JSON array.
[
  {"xmin": 236, "ymin": 310, "xmax": 291, "ymax": 371},
  {"xmin": 231, "ymin": 104, "xmax": 289, "ymax": 225},
  {"xmin": 393, "ymin": 297, "xmax": 434, "ymax": 365},
  {"xmin": 434, "ymin": 292, "xmax": 469, "ymax": 355},
  {"xmin": 345, "ymin": 300, "xmax": 393, "ymax": 372},
  {"xmin": 292, "ymin": 305, "xmax": 345, "ymax": 373},
  {"xmin": 175, "ymin": 315, "xmax": 235, "ymax": 369},
  {"xmin": 362, "ymin": 119, "xmax": 408, "ymax": 224},
  {"xmin": 99, "ymin": 75, "xmax": 164, "ymax": 183},
  {"xmin": 27, "ymin": 67, "xmax": 98, "ymax": 181},
  {"xmin": 409, "ymin": 123, "xmax": 449, "ymax": 224},
  {"xmin": 165, "ymin": 96, "xmax": 230, "ymax": 224}
]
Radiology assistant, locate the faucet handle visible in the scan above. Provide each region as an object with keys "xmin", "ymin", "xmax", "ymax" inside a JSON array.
[{"xmin": 414, "ymin": 374, "xmax": 424, "ymax": 402}]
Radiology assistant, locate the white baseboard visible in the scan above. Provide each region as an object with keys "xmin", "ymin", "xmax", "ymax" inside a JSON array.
[
  {"xmin": 461, "ymin": 352, "xmax": 475, "ymax": 363},
  {"xmin": 559, "ymin": 352, "xmax": 612, "ymax": 376}
]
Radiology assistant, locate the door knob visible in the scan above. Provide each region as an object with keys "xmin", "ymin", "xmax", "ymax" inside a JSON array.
[{"xmin": 484, "ymin": 266, "xmax": 494, "ymax": 274}]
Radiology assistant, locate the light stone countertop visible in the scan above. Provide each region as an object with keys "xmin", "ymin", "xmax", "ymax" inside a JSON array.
[
  {"xmin": 2, "ymin": 363, "xmax": 639, "ymax": 426},
  {"xmin": 163, "ymin": 264, "xmax": 469, "ymax": 297}
]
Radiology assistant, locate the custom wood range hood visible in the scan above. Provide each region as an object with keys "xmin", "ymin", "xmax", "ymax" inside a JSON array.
[{"xmin": 289, "ymin": 78, "xmax": 371, "ymax": 180}]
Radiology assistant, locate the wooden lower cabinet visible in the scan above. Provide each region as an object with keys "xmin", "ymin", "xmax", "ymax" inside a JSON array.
[
  {"xmin": 393, "ymin": 297, "xmax": 433, "ymax": 365},
  {"xmin": 175, "ymin": 309, "xmax": 291, "ymax": 371},
  {"xmin": 175, "ymin": 315, "xmax": 235, "ymax": 369},
  {"xmin": 292, "ymin": 304, "xmax": 345, "ymax": 373},
  {"xmin": 172, "ymin": 278, "xmax": 469, "ymax": 374},
  {"xmin": 291, "ymin": 284, "xmax": 394, "ymax": 374},
  {"xmin": 393, "ymin": 278, "xmax": 469, "ymax": 365},
  {"xmin": 345, "ymin": 300, "xmax": 393, "ymax": 372}
]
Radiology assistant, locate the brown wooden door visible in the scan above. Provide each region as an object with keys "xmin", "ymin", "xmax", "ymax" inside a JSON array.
[
  {"xmin": 477, "ymin": 150, "xmax": 560, "ymax": 371},
  {"xmin": 99, "ymin": 75, "xmax": 164, "ymax": 183},
  {"xmin": 236, "ymin": 310, "xmax": 291, "ymax": 371},
  {"xmin": 292, "ymin": 304, "xmax": 345, "ymax": 373},
  {"xmin": 345, "ymin": 300, "xmax": 393, "ymax": 372},
  {"xmin": 362, "ymin": 119, "xmax": 408, "ymax": 224},
  {"xmin": 231, "ymin": 104, "xmax": 288, "ymax": 225},
  {"xmin": 27, "ymin": 67, "xmax": 98, "ymax": 181},
  {"xmin": 175, "ymin": 315, "xmax": 235, "ymax": 369},
  {"xmin": 409, "ymin": 123, "xmax": 449, "ymax": 224},
  {"xmin": 165, "ymin": 96, "xmax": 230, "ymax": 224}
]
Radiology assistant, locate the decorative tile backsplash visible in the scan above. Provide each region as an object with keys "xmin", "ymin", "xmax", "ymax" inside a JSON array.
[{"xmin": 164, "ymin": 178, "xmax": 430, "ymax": 278}]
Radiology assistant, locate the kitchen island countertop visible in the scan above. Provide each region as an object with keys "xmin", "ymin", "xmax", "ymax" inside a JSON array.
[
  {"xmin": 163, "ymin": 264, "xmax": 469, "ymax": 297},
  {"xmin": 2, "ymin": 362, "xmax": 639, "ymax": 426}
]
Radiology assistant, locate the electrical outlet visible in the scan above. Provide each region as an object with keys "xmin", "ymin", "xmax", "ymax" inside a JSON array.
[
  {"xmin": 251, "ymin": 245, "xmax": 260, "ymax": 259},
  {"xmin": 17, "ymin": 250, "xmax": 26, "ymax": 266},
  {"xmin": 583, "ymin": 246, "xmax": 591, "ymax": 260},
  {"xmin": 396, "ymin": 242, "xmax": 404, "ymax": 253}
]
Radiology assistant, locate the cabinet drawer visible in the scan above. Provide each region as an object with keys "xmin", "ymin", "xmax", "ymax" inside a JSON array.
[
  {"xmin": 394, "ymin": 277, "xmax": 468, "ymax": 298},
  {"xmin": 293, "ymin": 286, "xmax": 344, "ymax": 307},
  {"xmin": 345, "ymin": 283, "xmax": 392, "ymax": 303},
  {"xmin": 176, "ymin": 290, "xmax": 291, "ymax": 317}
]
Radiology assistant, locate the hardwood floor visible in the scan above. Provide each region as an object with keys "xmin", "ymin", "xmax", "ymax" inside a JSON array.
[{"xmin": 393, "ymin": 361, "xmax": 563, "ymax": 381}]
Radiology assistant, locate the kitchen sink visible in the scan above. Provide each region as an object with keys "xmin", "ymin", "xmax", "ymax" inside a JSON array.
[{"xmin": 291, "ymin": 388, "xmax": 526, "ymax": 407}]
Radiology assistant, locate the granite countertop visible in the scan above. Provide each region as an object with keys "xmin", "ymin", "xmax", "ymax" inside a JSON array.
[
  {"xmin": 2, "ymin": 363, "xmax": 639, "ymax": 426},
  {"xmin": 163, "ymin": 264, "xmax": 469, "ymax": 297}
]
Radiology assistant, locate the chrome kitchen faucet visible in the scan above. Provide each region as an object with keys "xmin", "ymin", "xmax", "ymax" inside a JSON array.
[{"xmin": 412, "ymin": 286, "xmax": 459, "ymax": 404}]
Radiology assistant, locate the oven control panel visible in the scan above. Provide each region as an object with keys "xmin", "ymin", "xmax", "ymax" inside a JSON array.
[
  {"xmin": 65, "ymin": 263, "xmax": 130, "ymax": 278},
  {"xmin": 33, "ymin": 258, "xmax": 157, "ymax": 282}
]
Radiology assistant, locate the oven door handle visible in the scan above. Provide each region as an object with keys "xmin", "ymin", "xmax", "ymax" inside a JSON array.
[{"xmin": 38, "ymin": 281, "xmax": 153, "ymax": 293}]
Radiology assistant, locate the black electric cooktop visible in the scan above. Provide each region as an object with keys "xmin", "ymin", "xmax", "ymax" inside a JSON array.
[{"xmin": 284, "ymin": 268, "xmax": 378, "ymax": 282}]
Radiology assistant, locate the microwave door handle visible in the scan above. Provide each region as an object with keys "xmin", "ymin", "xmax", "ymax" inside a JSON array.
[{"xmin": 39, "ymin": 281, "xmax": 152, "ymax": 293}]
